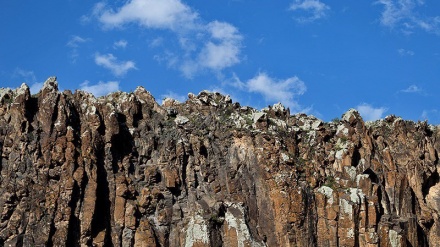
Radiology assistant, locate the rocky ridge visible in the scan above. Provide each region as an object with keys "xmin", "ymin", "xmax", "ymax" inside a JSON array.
[{"xmin": 0, "ymin": 77, "xmax": 439, "ymax": 246}]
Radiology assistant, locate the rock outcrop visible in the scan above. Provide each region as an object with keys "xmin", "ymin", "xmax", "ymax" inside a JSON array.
[{"xmin": 0, "ymin": 77, "xmax": 439, "ymax": 246}]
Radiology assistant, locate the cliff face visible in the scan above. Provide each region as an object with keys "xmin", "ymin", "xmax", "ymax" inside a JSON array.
[{"xmin": 0, "ymin": 77, "xmax": 439, "ymax": 246}]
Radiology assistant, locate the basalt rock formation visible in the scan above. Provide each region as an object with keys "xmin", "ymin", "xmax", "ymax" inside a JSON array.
[{"xmin": 0, "ymin": 77, "xmax": 439, "ymax": 246}]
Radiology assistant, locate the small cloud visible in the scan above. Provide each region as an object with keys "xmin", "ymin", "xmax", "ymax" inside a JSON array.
[
  {"xmin": 289, "ymin": 0, "xmax": 330, "ymax": 22},
  {"xmin": 113, "ymin": 40, "xmax": 128, "ymax": 49},
  {"xmin": 161, "ymin": 91, "xmax": 186, "ymax": 103},
  {"xmin": 67, "ymin": 35, "xmax": 90, "ymax": 63},
  {"xmin": 415, "ymin": 16, "xmax": 440, "ymax": 34},
  {"xmin": 401, "ymin": 84, "xmax": 422, "ymax": 93},
  {"xmin": 154, "ymin": 51, "xmax": 179, "ymax": 68},
  {"xmin": 29, "ymin": 82, "xmax": 44, "ymax": 95},
  {"xmin": 67, "ymin": 35, "xmax": 89, "ymax": 48},
  {"xmin": 94, "ymin": 53, "xmax": 136, "ymax": 76},
  {"xmin": 13, "ymin": 68, "xmax": 37, "ymax": 83},
  {"xmin": 376, "ymin": 0, "xmax": 440, "ymax": 35},
  {"xmin": 356, "ymin": 103, "xmax": 387, "ymax": 121},
  {"xmin": 179, "ymin": 60, "xmax": 199, "ymax": 79},
  {"xmin": 197, "ymin": 21, "xmax": 243, "ymax": 72},
  {"xmin": 398, "ymin": 48, "xmax": 415, "ymax": 56},
  {"xmin": 376, "ymin": 0, "xmax": 413, "ymax": 27},
  {"xmin": 165, "ymin": 21, "xmax": 243, "ymax": 78},
  {"xmin": 80, "ymin": 2, "xmax": 106, "ymax": 24},
  {"xmin": 80, "ymin": 15, "xmax": 90, "ymax": 24},
  {"xmin": 96, "ymin": 0, "xmax": 198, "ymax": 31},
  {"xmin": 231, "ymin": 72, "xmax": 307, "ymax": 112},
  {"xmin": 149, "ymin": 37, "xmax": 164, "ymax": 47},
  {"xmin": 80, "ymin": 80, "xmax": 120, "ymax": 97}
]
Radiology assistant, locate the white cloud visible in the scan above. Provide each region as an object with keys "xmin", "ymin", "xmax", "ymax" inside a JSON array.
[
  {"xmin": 415, "ymin": 16, "xmax": 440, "ymax": 34},
  {"xmin": 113, "ymin": 39, "xmax": 128, "ymax": 49},
  {"xmin": 401, "ymin": 84, "xmax": 421, "ymax": 93},
  {"xmin": 179, "ymin": 60, "xmax": 199, "ymax": 79},
  {"xmin": 67, "ymin": 35, "xmax": 89, "ymax": 48},
  {"xmin": 154, "ymin": 51, "xmax": 179, "ymax": 68},
  {"xmin": 80, "ymin": 80, "xmax": 120, "ymax": 97},
  {"xmin": 398, "ymin": 48, "xmax": 415, "ymax": 56},
  {"xmin": 376, "ymin": 0, "xmax": 413, "ymax": 27},
  {"xmin": 178, "ymin": 21, "xmax": 243, "ymax": 78},
  {"xmin": 96, "ymin": 0, "xmax": 198, "ymax": 31},
  {"xmin": 67, "ymin": 35, "xmax": 90, "ymax": 63},
  {"xmin": 356, "ymin": 103, "xmax": 387, "ymax": 121},
  {"xmin": 13, "ymin": 68, "xmax": 37, "ymax": 83},
  {"xmin": 198, "ymin": 21, "xmax": 242, "ymax": 71},
  {"xmin": 232, "ymin": 72, "xmax": 307, "ymax": 112},
  {"xmin": 289, "ymin": 0, "xmax": 330, "ymax": 22},
  {"xmin": 94, "ymin": 53, "xmax": 136, "ymax": 76},
  {"xmin": 93, "ymin": 0, "xmax": 243, "ymax": 78},
  {"xmin": 198, "ymin": 41, "xmax": 240, "ymax": 69},
  {"xmin": 81, "ymin": 3, "xmax": 106, "ymax": 24},
  {"xmin": 376, "ymin": 0, "xmax": 440, "ymax": 35},
  {"xmin": 149, "ymin": 37, "xmax": 164, "ymax": 47}
]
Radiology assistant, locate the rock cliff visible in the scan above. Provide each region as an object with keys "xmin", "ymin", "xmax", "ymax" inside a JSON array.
[{"xmin": 0, "ymin": 77, "xmax": 439, "ymax": 246}]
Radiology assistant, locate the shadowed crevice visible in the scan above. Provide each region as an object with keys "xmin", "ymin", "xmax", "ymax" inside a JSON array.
[{"xmin": 422, "ymin": 170, "xmax": 439, "ymax": 200}]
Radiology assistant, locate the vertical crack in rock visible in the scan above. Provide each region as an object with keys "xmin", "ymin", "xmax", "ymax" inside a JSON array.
[
  {"xmin": 66, "ymin": 177, "xmax": 83, "ymax": 246},
  {"xmin": 90, "ymin": 144, "xmax": 112, "ymax": 246},
  {"xmin": 422, "ymin": 171, "xmax": 439, "ymax": 201}
]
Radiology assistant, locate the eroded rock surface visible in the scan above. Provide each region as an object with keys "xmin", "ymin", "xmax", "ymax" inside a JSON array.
[{"xmin": 0, "ymin": 78, "xmax": 439, "ymax": 246}]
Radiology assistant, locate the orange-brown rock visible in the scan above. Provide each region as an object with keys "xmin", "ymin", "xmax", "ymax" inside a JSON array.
[{"xmin": 0, "ymin": 78, "xmax": 439, "ymax": 246}]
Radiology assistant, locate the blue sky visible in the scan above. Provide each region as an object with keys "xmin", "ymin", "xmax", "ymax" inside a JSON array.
[{"xmin": 1, "ymin": 0, "xmax": 440, "ymax": 123}]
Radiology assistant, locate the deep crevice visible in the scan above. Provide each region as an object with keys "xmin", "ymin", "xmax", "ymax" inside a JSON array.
[
  {"xmin": 351, "ymin": 148, "xmax": 361, "ymax": 167},
  {"xmin": 353, "ymin": 204, "xmax": 360, "ymax": 247},
  {"xmin": 90, "ymin": 145, "xmax": 112, "ymax": 246},
  {"xmin": 47, "ymin": 204, "xmax": 58, "ymax": 247},
  {"xmin": 422, "ymin": 170, "xmax": 439, "ymax": 200},
  {"xmin": 377, "ymin": 186, "xmax": 385, "ymax": 222},
  {"xmin": 208, "ymin": 207, "xmax": 224, "ymax": 247},
  {"xmin": 150, "ymin": 224, "xmax": 161, "ymax": 247},
  {"xmin": 363, "ymin": 168, "xmax": 379, "ymax": 184},
  {"xmin": 49, "ymin": 94, "xmax": 60, "ymax": 135},
  {"xmin": 110, "ymin": 113, "xmax": 134, "ymax": 173},
  {"xmin": 132, "ymin": 106, "xmax": 143, "ymax": 128},
  {"xmin": 66, "ymin": 181, "xmax": 82, "ymax": 246},
  {"xmin": 66, "ymin": 104, "xmax": 83, "ymax": 246},
  {"xmin": 303, "ymin": 188, "xmax": 317, "ymax": 246},
  {"xmin": 417, "ymin": 221, "xmax": 430, "ymax": 246},
  {"xmin": 410, "ymin": 188, "xmax": 417, "ymax": 215},
  {"xmin": 181, "ymin": 150, "xmax": 189, "ymax": 190},
  {"xmin": 323, "ymin": 134, "xmax": 332, "ymax": 143},
  {"xmin": 25, "ymin": 96, "xmax": 39, "ymax": 125},
  {"xmin": 199, "ymin": 145, "xmax": 208, "ymax": 159}
]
